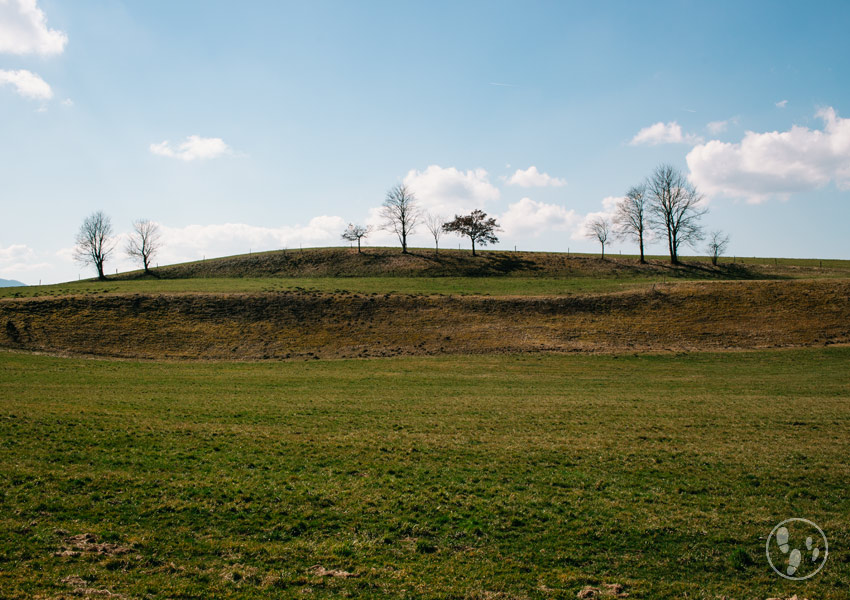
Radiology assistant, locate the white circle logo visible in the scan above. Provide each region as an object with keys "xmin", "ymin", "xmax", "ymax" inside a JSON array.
[{"xmin": 766, "ymin": 518, "xmax": 828, "ymax": 580}]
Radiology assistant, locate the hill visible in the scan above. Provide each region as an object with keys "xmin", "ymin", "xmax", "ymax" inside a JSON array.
[
  {"xmin": 0, "ymin": 278, "xmax": 25, "ymax": 288},
  {"xmin": 2, "ymin": 248, "xmax": 848, "ymax": 360},
  {"xmin": 112, "ymin": 246, "xmax": 850, "ymax": 281}
]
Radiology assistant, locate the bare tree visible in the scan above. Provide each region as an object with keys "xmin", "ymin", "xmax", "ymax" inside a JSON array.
[
  {"xmin": 126, "ymin": 219, "xmax": 162, "ymax": 274},
  {"xmin": 424, "ymin": 213, "xmax": 445, "ymax": 254},
  {"xmin": 380, "ymin": 184, "xmax": 419, "ymax": 254},
  {"xmin": 706, "ymin": 230, "xmax": 730, "ymax": 266},
  {"xmin": 586, "ymin": 217, "xmax": 611, "ymax": 259},
  {"xmin": 74, "ymin": 211, "xmax": 115, "ymax": 280},
  {"xmin": 341, "ymin": 223, "xmax": 371, "ymax": 253},
  {"xmin": 443, "ymin": 210, "xmax": 500, "ymax": 256},
  {"xmin": 615, "ymin": 184, "xmax": 649, "ymax": 263},
  {"xmin": 646, "ymin": 164, "xmax": 707, "ymax": 264}
]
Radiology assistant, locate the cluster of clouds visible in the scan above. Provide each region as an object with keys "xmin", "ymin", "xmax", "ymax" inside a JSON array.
[
  {"xmin": 0, "ymin": 1, "xmax": 235, "ymax": 158},
  {"xmin": 630, "ymin": 105, "xmax": 850, "ymax": 204},
  {"xmin": 16, "ymin": 164, "xmax": 588, "ymax": 283},
  {"xmin": 19, "ymin": 97, "xmax": 850, "ymax": 281},
  {"xmin": 399, "ymin": 165, "xmax": 580, "ymax": 239},
  {"xmin": 0, "ymin": 0, "xmax": 67, "ymax": 105},
  {"xmin": 2, "ymin": 2, "xmax": 844, "ymax": 279},
  {"xmin": 142, "ymin": 166, "xmax": 584, "ymax": 266},
  {"xmin": 687, "ymin": 107, "xmax": 850, "ymax": 202}
]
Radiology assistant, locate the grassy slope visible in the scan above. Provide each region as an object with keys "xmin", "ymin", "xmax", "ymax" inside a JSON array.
[
  {"xmin": 2, "ymin": 280, "xmax": 849, "ymax": 359},
  {"xmin": 0, "ymin": 276, "xmax": 663, "ymax": 299},
  {"xmin": 131, "ymin": 246, "xmax": 850, "ymax": 280},
  {"xmin": 4, "ymin": 248, "xmax": 850, "ymax": 300},
  {"xmin": 1, "ymin": 248, "xmax": 848, "ymax": 360},
  {"xmin": 1, "ymin": 349, "xmax": 848, "ymax": 599}
]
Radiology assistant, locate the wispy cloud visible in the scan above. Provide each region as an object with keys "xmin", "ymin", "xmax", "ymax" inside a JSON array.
[
  {"xmin": 150, "ymin": 135, "xmax": 233, "ymax": 161},
  {"xmin": 630, "ymin": 121, "xmax": 703, "ymax": 146},
  {"xmin": 706, "ymin": 117, "xmax": 739, "ymax": 135},
  {"xmin": 776, "ymin": 99, "xmax": 788, "ymax": 108}
]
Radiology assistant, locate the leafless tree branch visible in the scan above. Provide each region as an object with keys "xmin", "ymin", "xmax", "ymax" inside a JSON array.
[
  {"xmin": 424, "ymin": 213, "xmax": 445, "ymax": 254},
  {"xmin": 706, "ymin": 230, "xmax": 730, "ymax": 266},
  {"xmin": 614, "ymin": 184, "xmax": 649, "ymax": 263},
  {"xmin": 73, "ymin": 210, "xmax": 115, "ymax": 280},
  {"xmin": 126, "ymin": 219, "xmax": 162, "ymax": 273},
  {"xmin": 341, "ymin": 223, "xmax": 372, "ymax": 253},
  {"xmin": 586, "ymin": 217, "xmax": 611, "ymax": 259},
  {"xmin": 646, "ymin": 164, "xmax": 707, "ymax": 264},
  {"xmin": 380, "ymin": 184, "xmax": 419, "ymax": 254}
]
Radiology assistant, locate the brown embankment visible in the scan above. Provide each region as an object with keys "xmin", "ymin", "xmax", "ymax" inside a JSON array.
[{"xmin": 1, "ymin": 280, "xmax": 848, "ymax": 360}]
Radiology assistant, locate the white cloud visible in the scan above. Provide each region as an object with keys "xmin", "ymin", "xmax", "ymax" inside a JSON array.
[
  {"xmin": 154, "ymin": 217, "xmax": 348, "ymax": 264},
  {"xmin": 499, "ymin": 197, "xmax": 578, "ymax": 239},
  {"xmin": 0, "ymin": 68, "xmax": 52, "ymax": 99},
  {"xmin": 687, "ymin": 106, "xmax": 850, "ymax": 203},
  {"xmin": 0, "ymin": 243, "xmax": 50, "ymax": 278},
  {"xmin": 0, "ymin": 243, "xmax": 35, "ymax": 263},
  {"xmin": 0, "ymin": 0, "xmax": 67, "ymax": 56},
  {"xmin": 402, "ymin": 165, "xmax": 500, "ymax": 217},
  {"xmin": 630, "ymin": 121, "xmax": 703, "ymax": 145},
  {"xmin": 776, "ymin": 100, "xmax": 788, "ymax": 108},
  {"xmin": 506, "ymin": 166, "xmax": 567, "ymax": 188},
  {"xmin": 150, "ymin": 135, "xmax": 232, "ymax": 161}
]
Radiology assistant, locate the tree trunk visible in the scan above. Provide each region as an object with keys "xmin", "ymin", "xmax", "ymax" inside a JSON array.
[
  {"xmin": 639, "ymin": 233, "xmax": 645, "ymax": 264},
  {"xmin": 601, "ymin": 243, "xmax": 605, "ymax": 259},
  {"xmin": 357, "ymin": 238, "xmax": 361, "ymax": 253},
  {"xmin": 668, "ymin": 231, "xmax": 677, "ymax": 264},
  {"xmin": 471, "ymin": 238, "xmax": 476, "ymax": 256}
]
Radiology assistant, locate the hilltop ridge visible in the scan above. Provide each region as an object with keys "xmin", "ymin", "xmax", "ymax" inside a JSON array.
[{"xmin": 112, "ymin": 246, "xmax": 849, "ymax": 281}]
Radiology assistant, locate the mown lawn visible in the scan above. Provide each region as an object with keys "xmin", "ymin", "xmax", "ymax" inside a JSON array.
[{"xmin": 1, "ymin": 349, "xmax": 848, "ymax": 598}]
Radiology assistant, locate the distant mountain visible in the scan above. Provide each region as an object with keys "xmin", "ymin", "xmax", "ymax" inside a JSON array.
[{"xmin": 0, "ymin": 278, "xmax": 26, "ymax": 288}]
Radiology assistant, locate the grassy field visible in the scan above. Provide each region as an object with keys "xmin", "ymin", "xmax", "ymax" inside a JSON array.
[
  {"xmin": 1, "ymin": 348, "xmax": 848, "ymax": 599},
  {"xmin": 0, "ymin": 275, "xmax": 661, "ymax": 299}
]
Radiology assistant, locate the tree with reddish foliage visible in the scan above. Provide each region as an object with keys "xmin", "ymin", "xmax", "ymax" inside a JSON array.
[{"xmin": 442, "ymin": 210, "xmax": 500, "ymax": 256}]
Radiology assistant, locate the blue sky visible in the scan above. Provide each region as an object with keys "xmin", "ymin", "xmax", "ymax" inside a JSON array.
[{"xmin": 2, "ymin": 0, "xmax": 849, "ymax": 284}]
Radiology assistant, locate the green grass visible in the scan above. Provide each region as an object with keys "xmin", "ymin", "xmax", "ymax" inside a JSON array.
[
  {"xmin": 0, "ymin": 275, "xmax": 663, "ymax": 298},
  {"xmin": 1, "ymin": 348, "xmax": 848, "ymax": 598},
  {"xmin": 4, "ymin": 246, "xmax": 848, "ymax": 299}
]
